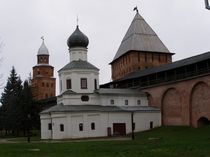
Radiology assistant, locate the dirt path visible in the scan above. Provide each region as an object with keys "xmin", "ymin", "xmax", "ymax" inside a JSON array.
[
  {"xmin": 0, "ymin": 136, "xmax": 131, "ymax": 144},
  {"xmin": 0, "ymin": 138, "xmax": 16, "ymax": 144}
]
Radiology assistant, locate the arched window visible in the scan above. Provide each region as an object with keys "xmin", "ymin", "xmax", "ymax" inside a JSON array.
[
  {"xmin": 79, "ymin": 123, "xmax": 83, "ymax": 131},
  {"xmin": 48, "ymin": 123, "xmax": 52, "ymax": 130},
  {"xmin": 91, "ymin": 123, "xmax": 95, "ymax": 130},
  {"xmin": 60, "ymin": 124, "xmax": 64, "ymax": 132}
]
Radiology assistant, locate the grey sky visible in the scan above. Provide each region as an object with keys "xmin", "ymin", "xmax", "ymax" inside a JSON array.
[{"xmin": 0, "ymin": 0, "xmax": 210, "ymax": 96}]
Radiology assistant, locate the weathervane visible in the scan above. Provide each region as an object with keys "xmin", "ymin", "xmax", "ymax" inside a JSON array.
[
  {"xmin": 205, "ymin": 0, "xmax": 210, "ymax": 10},
  {"xmin": 41, "ymin": 36, "xmax": 44, "ymax": 42},
  {"xmin": 133, "ymin": 6, "xmax": 139, "ymax": 13}
]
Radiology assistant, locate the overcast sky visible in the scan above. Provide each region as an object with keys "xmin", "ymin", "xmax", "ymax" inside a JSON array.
[{"xmin": 1, "ymin": 0, "xmax": 210, "ymax": 96}]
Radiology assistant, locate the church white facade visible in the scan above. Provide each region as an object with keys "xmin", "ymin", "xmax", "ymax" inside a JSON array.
[{"xmin": 40, "ymin": 25, "xmax": 161, "ymax": 140}]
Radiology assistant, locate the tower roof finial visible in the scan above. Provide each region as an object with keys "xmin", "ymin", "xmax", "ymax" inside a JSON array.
[
  {"xmin": 133, "ymin": 6, "xmax": 139, "ymax": 13},
  {"xmin": 76, "ymin": 15, "xmax": 79, "ymax": 27},
  {"xmin": 38, "ymin": 37, "xmax": 49, "ymax": 55},
  {"xmin": 41, "ymin": 36, "xmax": 44, "ymax": 42}
]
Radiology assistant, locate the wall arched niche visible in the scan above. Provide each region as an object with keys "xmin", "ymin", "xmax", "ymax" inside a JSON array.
[
  {"xmin": 162, "ymin": 88, "xmax": 182, "ymax": 126},
  {"xmin": 190, "ymin": 82, "xmax": 210, "ymax": 127}
]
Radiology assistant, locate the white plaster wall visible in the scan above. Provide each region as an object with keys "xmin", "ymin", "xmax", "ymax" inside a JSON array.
[
  {"xmin": 59, "ymin": 69, "xmax": 99, "ymax": 94},
  {"xmin": 57, "ymin": 94, "xmax": 100, "ymax": 105},
  {"xmin": 134, "ymin": 112, "xmax": 161, "ymax": 132},
  {"xmin": 69, "ymin": 47, "xmax": 87, "ymax": 62},
  {"xmin": 69, "ymin": 113, "xmax": 102, "ymax": 138},
  {"xmin": 100, "ymin": 112, "xmax": 132, "ymax": 135},
  {"xmin": 100, "ymin": 95, "xmax": 148, "ymax": 106},
  {"xmin": 52, "ymin": 116, "xmax": 67, "ymax": 139},
  {"xmin": 85, "ymin": 114, "xmax": 101, "ymax": 137},
  {"xmin": 57, "ymin": 92, "xmax": 147, "ymax": 107},
  {"xmin": 40, "ymin": 114, "xmax": 52, "ymax": 139},
  {"xmin": 40, "ymin": 111, "xmax": 161, "ymax": 139}
]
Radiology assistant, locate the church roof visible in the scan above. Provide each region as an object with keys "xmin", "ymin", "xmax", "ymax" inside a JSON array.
[
  {"xmin": 112, "ymin": 12, "xmax": 170, "ymax": 63},
  {"xmin": 67, "ymin": 25, "xmax": 89, "ymax": 49},
  {"xmin": 59, "ymin": 59, "xmax": 99, "ymax": 72},
  {"xmin": 41, "ymin": 104, "xmax": 160, "ymax": 114},
  {"xmin": 38, "ymin": 41, "xmax": 49, "ymax": 55}
]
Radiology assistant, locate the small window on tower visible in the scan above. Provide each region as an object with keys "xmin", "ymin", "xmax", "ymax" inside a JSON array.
[
  {"xmin": 81, "ymin": 78, "xmax": 87, "ymax": 89},
  {"xmin": 42, "ymin": 82, "xmax": 44, "ymax": 87},
  {"xmin": 46, "ymin": 83, "xmax": 49, "ymax": 87},
  {"xmin": 94, "ymin": 79, "xmax": 97, "ymax": 90},
  {"xmin": 66, "ymin": 79, "xmax": 71, "ymax": 89}
]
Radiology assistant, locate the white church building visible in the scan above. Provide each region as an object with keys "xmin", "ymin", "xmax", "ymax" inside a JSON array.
[{"xmin": 40, "ymin": 24, "xmax": 161, "ymax": 140}]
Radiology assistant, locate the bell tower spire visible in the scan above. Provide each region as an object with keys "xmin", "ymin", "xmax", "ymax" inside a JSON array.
[{"xmin": 31, "ymin": 39, "xmax": 56, "ymax": 101}]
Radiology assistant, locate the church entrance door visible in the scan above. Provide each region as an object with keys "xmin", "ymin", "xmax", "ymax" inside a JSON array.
[{"xmin": 113, "ymin": 123, "xmax": 126, "ymax": 136}]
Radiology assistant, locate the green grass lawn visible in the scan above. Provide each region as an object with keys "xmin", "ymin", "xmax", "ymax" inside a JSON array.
[{"xmin": 0, "ymin": 126, "xmax": 210, "ymax": 157}]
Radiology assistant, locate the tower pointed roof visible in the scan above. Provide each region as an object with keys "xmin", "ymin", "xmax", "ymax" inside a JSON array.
[
  {"xmin": 112, "ymin": 12, "xmax": 170, "ymax": 62},
  {"xmin": 38, "ymin": 40, "xmax": 49, "ymax": 55}
]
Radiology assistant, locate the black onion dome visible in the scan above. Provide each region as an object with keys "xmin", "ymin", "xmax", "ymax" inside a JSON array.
[{"xmin": 67, "ymin": 26, "xmax": 89, "ymax": 48}]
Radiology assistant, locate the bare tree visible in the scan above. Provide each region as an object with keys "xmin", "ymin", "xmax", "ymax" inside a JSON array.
[{"xmin": 205, "ymin": 0, "xmax": 210, "ymax": 10}]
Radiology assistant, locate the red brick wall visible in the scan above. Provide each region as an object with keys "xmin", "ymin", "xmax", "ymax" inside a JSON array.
[
  {"xmin": 111, "ymin": 51, "xmax": 172, "ymax": 80},
  {"xmin": 190, "ymin": 82, "xmax": 210, "ymax": 127},
  {"xmin": 32, "ymin": 65, "xmax": 56, "ymax": 101},
  {"xmin": 143, "ymin": 74, "xmax": 210, "ymax": 127},
  {"xmin": 33, "ymin": 66, "xmax": 54, "ymax": 78},
  {"xmin": 31, "ymin": 77, "xmax": 56, "ymax": 101},
  {"xmin": 162, "ymin": 88, "xmax": 182, "ymax": 125}
]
